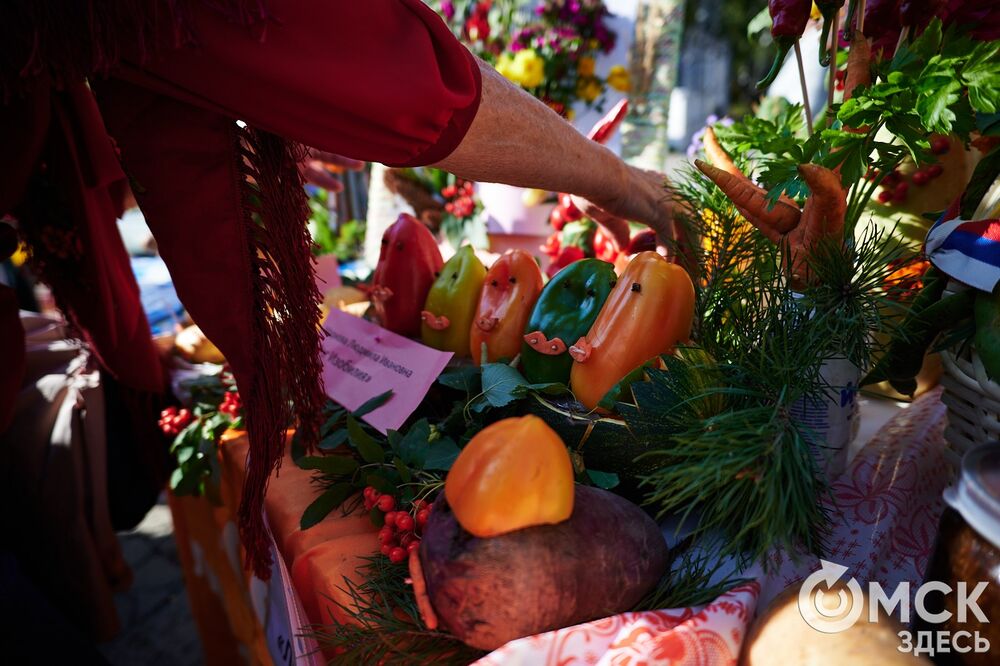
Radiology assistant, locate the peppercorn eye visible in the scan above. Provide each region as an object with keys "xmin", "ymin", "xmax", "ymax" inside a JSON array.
[
  {"xmin": 586, "ymin": 288, "xmax": 595, "ymax": 297},
  {"xmin": 490, "ymin": 279, "xmax": 498, "ymax": 287},
  {"xmin": 395, "ymin": 241, "xmax": 406, "ymax": 251},
  {"xmin": 631, "ymin": 282, "xmax": 641, "ymax": 293},
  {"xmin": 508, "ymin": 277, "xmax": 517, "ymax": 284},
  {"xmin": 381, "ymin": 238, "xmax": 388, "ymax": 246},
  {"xmin": 452, "ymin": 272, "xmax": 458, "ymax": 280},
  {"xmin": 610, "ymin": 280, "xmax": 617, "ymax": 288},
  {"xmin": 562, "ymin": 280, "xmax": 571, "ymax": 289}
]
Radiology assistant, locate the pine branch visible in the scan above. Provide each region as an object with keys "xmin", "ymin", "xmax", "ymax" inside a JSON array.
[{"xmin": 305, "ymin": 555, "xmax": 485, "ymax": 665}]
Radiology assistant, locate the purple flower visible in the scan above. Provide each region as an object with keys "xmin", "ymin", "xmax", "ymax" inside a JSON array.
[{"xmin": 440, "ymin": 0, "xmax": 455, "ymax": 21}]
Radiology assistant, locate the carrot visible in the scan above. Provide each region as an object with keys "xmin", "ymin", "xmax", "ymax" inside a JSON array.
[
  {"xmin": 703, "ymin": 127, "xmax": 741, "ymax": 176},
  {"xmin": 695, "ymin": 159, "xmax": 801, "ymax": 239},
  {"xmin": 843, "ymin": 29, "xmax": 871, "ymax": 103},
  {"xmin": 786, "ymin": 163, "xmax": 847, "ymax": 285},
  {"xmin": 408, "ymin": 548, "xmax": 439, "ymax": 630},
  {"xmin": 703, "ymin": 128, "xmax": 802, "ymax": 210}
]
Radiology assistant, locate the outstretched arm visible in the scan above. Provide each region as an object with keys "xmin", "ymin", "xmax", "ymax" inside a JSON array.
[{"xmin": 433, "ymin": 58, "xmax": 675, "ymax": 245}]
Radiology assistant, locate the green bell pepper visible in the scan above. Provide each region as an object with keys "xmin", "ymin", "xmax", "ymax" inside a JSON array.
[
  {"xmin": 521, "ymin": 258, "xmax": 617, "ymax": 384},
  {"xmin": 421, "ymin": 245, "xmax": 487, "ymax": 355}
]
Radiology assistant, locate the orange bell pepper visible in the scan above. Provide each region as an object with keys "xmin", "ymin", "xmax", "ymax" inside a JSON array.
[
  {"xmin": 469, "ymin": 250, "xmax": 544, "ymax": 364},
  {"xmin": 569, "ymin": 251, "xmax": 695, "ymax": 410},
  {"xmin": 444, "ymin": 415, "xmax": 574, "ymax": 538}
]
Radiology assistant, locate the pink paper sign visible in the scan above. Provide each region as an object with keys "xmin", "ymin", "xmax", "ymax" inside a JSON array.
[{"xmin": 321, "ymin": 308, "xmax": 453, "ymax": 433}]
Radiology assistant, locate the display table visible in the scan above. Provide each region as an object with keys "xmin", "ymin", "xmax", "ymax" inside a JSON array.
[{"xmin": 169, "ymin": 388, "xmax": 951, "ymax": 665}]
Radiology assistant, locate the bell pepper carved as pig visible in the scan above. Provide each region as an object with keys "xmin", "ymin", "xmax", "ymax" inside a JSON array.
[
  {"xmin": 570, "ymin": 251, "xmax": 695, "ymax": 410},
  {"xmin": 470, "ymin": 250, "xmax": 544, "ymax": 364},
  {"xmin": 370, "ymin": 213, "xmax": 443, "ymax": 337},
  {"xmin": 520, "ymin": 258, "xmax": 617, "ymax": 385},
  {"xmin": 421, "ymin": 245, "xmax": 486, "ymax": 355}
]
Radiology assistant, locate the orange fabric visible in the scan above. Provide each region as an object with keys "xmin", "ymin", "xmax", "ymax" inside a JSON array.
[
  {"xmin": 178, "ymin": 429, "xmax": 380, "ymax": 662},
  {"xmin": 290, "ymin": 533, "xmax": 379, "ymax": 627},
  {"xmin": 168, "ymin": 492, "xmax": 269, "ymax": 666}
]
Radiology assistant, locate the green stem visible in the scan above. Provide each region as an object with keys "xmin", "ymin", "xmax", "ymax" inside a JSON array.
[{"xmin": 757, "ymin": 40, "xmax": 793, "ymax": 90}]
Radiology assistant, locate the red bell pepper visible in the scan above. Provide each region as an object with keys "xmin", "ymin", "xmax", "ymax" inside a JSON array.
[{"xmin": 370, "ymin": 213, "xmax": 443, "ymax": 337}]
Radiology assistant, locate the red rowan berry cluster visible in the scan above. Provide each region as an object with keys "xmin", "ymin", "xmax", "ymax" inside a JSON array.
[
  {"xmin": 158, "ymin": 406, "xmax": 193, "ymax": 436},
  {"xmin": 219, "ymin": 391, "xmax": 243, "ymax": 419},
  {"xmin": 363, "ymin": 486, "xmax": 432, "ymax": 564},
  {"xmin": 442, "ymin": 180, "xmax": 477, "ymax": 219}
]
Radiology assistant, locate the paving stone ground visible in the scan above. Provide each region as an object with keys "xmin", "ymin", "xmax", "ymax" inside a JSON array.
[{"xmin": 98, "ymin": 498, "xmax": 204, "ymax": 666}]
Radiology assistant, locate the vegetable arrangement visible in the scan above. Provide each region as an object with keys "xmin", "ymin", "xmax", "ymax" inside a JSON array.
[{"xmin": 285, "ymin": 10, "xmax": 1000, "ymax": 665}]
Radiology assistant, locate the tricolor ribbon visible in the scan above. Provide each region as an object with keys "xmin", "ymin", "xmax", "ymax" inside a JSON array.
[{"xmin": 926, "ymin": 214, "xmax": 1000, "ymax": 293}]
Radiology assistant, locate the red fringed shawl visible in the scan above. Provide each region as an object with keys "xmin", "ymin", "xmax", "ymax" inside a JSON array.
[{"xmin": 1, "ymin": 0, "xmax": 480, "ymax": 578}]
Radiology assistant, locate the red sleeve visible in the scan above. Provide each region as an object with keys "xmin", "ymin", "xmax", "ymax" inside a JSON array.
[{"xmin": 118, "ymin": 0, "xmax": 481, "ymax": 167}]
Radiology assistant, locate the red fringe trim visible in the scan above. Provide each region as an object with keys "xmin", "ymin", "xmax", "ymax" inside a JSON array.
[{"xmin": 233, "ymin": 125, "xmax": 324, "ymax": 579}]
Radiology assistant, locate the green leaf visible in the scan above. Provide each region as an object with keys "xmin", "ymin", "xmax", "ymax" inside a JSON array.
[
  {"xmin": 424, "ymin": 438, "xmax": 460, "ymax": 471},
  {"xmin": 586, "ymin": 469, "xmax": 620, "ymax": 490},
  {"xmin": 176, "ymin": 446, "xmax": 196, "ymax": 465},
  {"xmin": 916, "ymin": 74, "xmax": 961, "ymax": 134},
  {"xmin": 962, "ymin": 43, "xmax": 1000, "ymax": 114},
  {"xmin": 366, "ymin": 473, "xmax": 395, "ymax": 495},
  {"xmin": 480, "ymin": 363, "xmax": 530, "ymax": 407},
  {"xmin": 393, "ymin": 456, "xmax": 413, "ymax": 483},
  {"xmin": 347, "ymin": 416, "xmax": 384, "ymax": 464},
  {"xmin": 296, "ymin": 455, "xmax": 359, "ymax": 475},
  {"xmin": 437, "ymin": 365, "xmax": 481, "ymax": 393},
  {"xmin": 352, "ymin": 391, "xmax": 393, "ymax": 418},
  {"xmin": 300, "ymin": 483, "xmax": 353, "ymax": 529},
  {"xmin": 398, "ymin": 420, "xmax": 431, "ymax": 468},
  {"xmin": 318, "ymin": 429, "xmax": 349, "ymax": 451}
]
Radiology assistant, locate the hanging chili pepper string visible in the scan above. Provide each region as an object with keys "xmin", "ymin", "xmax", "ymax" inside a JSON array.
[{"xmin": 793, "ymin": 40, "xmax": 814, "ymax": 135}]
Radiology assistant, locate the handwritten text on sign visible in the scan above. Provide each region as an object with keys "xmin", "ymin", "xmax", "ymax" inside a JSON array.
[{"xmin": 321, "ymin": 309, "xmax": 453, "ymax": 433}]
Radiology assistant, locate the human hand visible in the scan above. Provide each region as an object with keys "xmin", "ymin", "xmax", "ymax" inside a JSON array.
[
  {"xmin": 570, "ymin": 166, "xmax": 675, "ymax": 250},
  {"xmin": 299, "ymin": 148, "xmax": 364, "ymax": 192}
]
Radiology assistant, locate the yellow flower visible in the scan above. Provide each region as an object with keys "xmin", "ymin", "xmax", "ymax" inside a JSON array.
[
  {"xmin": 566, "ymin": 108, "xmax": 575, "ymax": 121},
  {"xmin": 576, "ymin": 77, "xmax": 603, "ymax": 103},
  {"xmin": 511, "ymin": 49, "xmax": 545, "ymax": 89},
  {"xmin": 606, "ymin": 65, "xmax": 630, "ymax": 92},
  {"xmin": 496, "ymin": 54, "xmax": 517, "ymax": 83},
  {"xmin": 577, "ymin": 56, "xmax": 596, "ymax": 77}
]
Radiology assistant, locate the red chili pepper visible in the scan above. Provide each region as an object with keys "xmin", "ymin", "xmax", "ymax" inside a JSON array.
[
  {"xmin": 592, "ymin": 227, "xmax": 619, "ymax": 264},
  {"xmin": 860, "ymin": 0, "xmax": 903, "ymax": 57},
  {"xmin": 900, "ymin": 0, "xmax": 943, "ymax": 28},
  {"xmin": 586, "ymin": 99, "xmax": 629, "ymax": 145},
  {"xmin": 757, "ymin": 0, "xmax": 812, "ymax": 89},
  {"xmin": 625, "ymin": 229, "xmax": 657, "ymax": 255},
  {"xmin": 558, "ymin": 193, "xmax": 584, "ymax": 221},
  {"xmin": 546, "ymin": 246, "xmax": 586, "ymax": 278}
]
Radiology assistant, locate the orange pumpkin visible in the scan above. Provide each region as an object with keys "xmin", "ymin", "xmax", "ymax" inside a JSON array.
[{"xmin": 444, "ymin": 416, "xmax": 574, "ymax": 537}]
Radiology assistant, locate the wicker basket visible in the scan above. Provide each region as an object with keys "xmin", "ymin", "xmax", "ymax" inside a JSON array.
[{"xmin": 939, "ymin": 343, "xmax": 1000, "ymax": 472}]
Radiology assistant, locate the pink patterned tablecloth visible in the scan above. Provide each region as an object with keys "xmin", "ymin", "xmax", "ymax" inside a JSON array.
[{"xmin": 474, "ymin": 388, "xmax": 951, "ymax": 665}]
